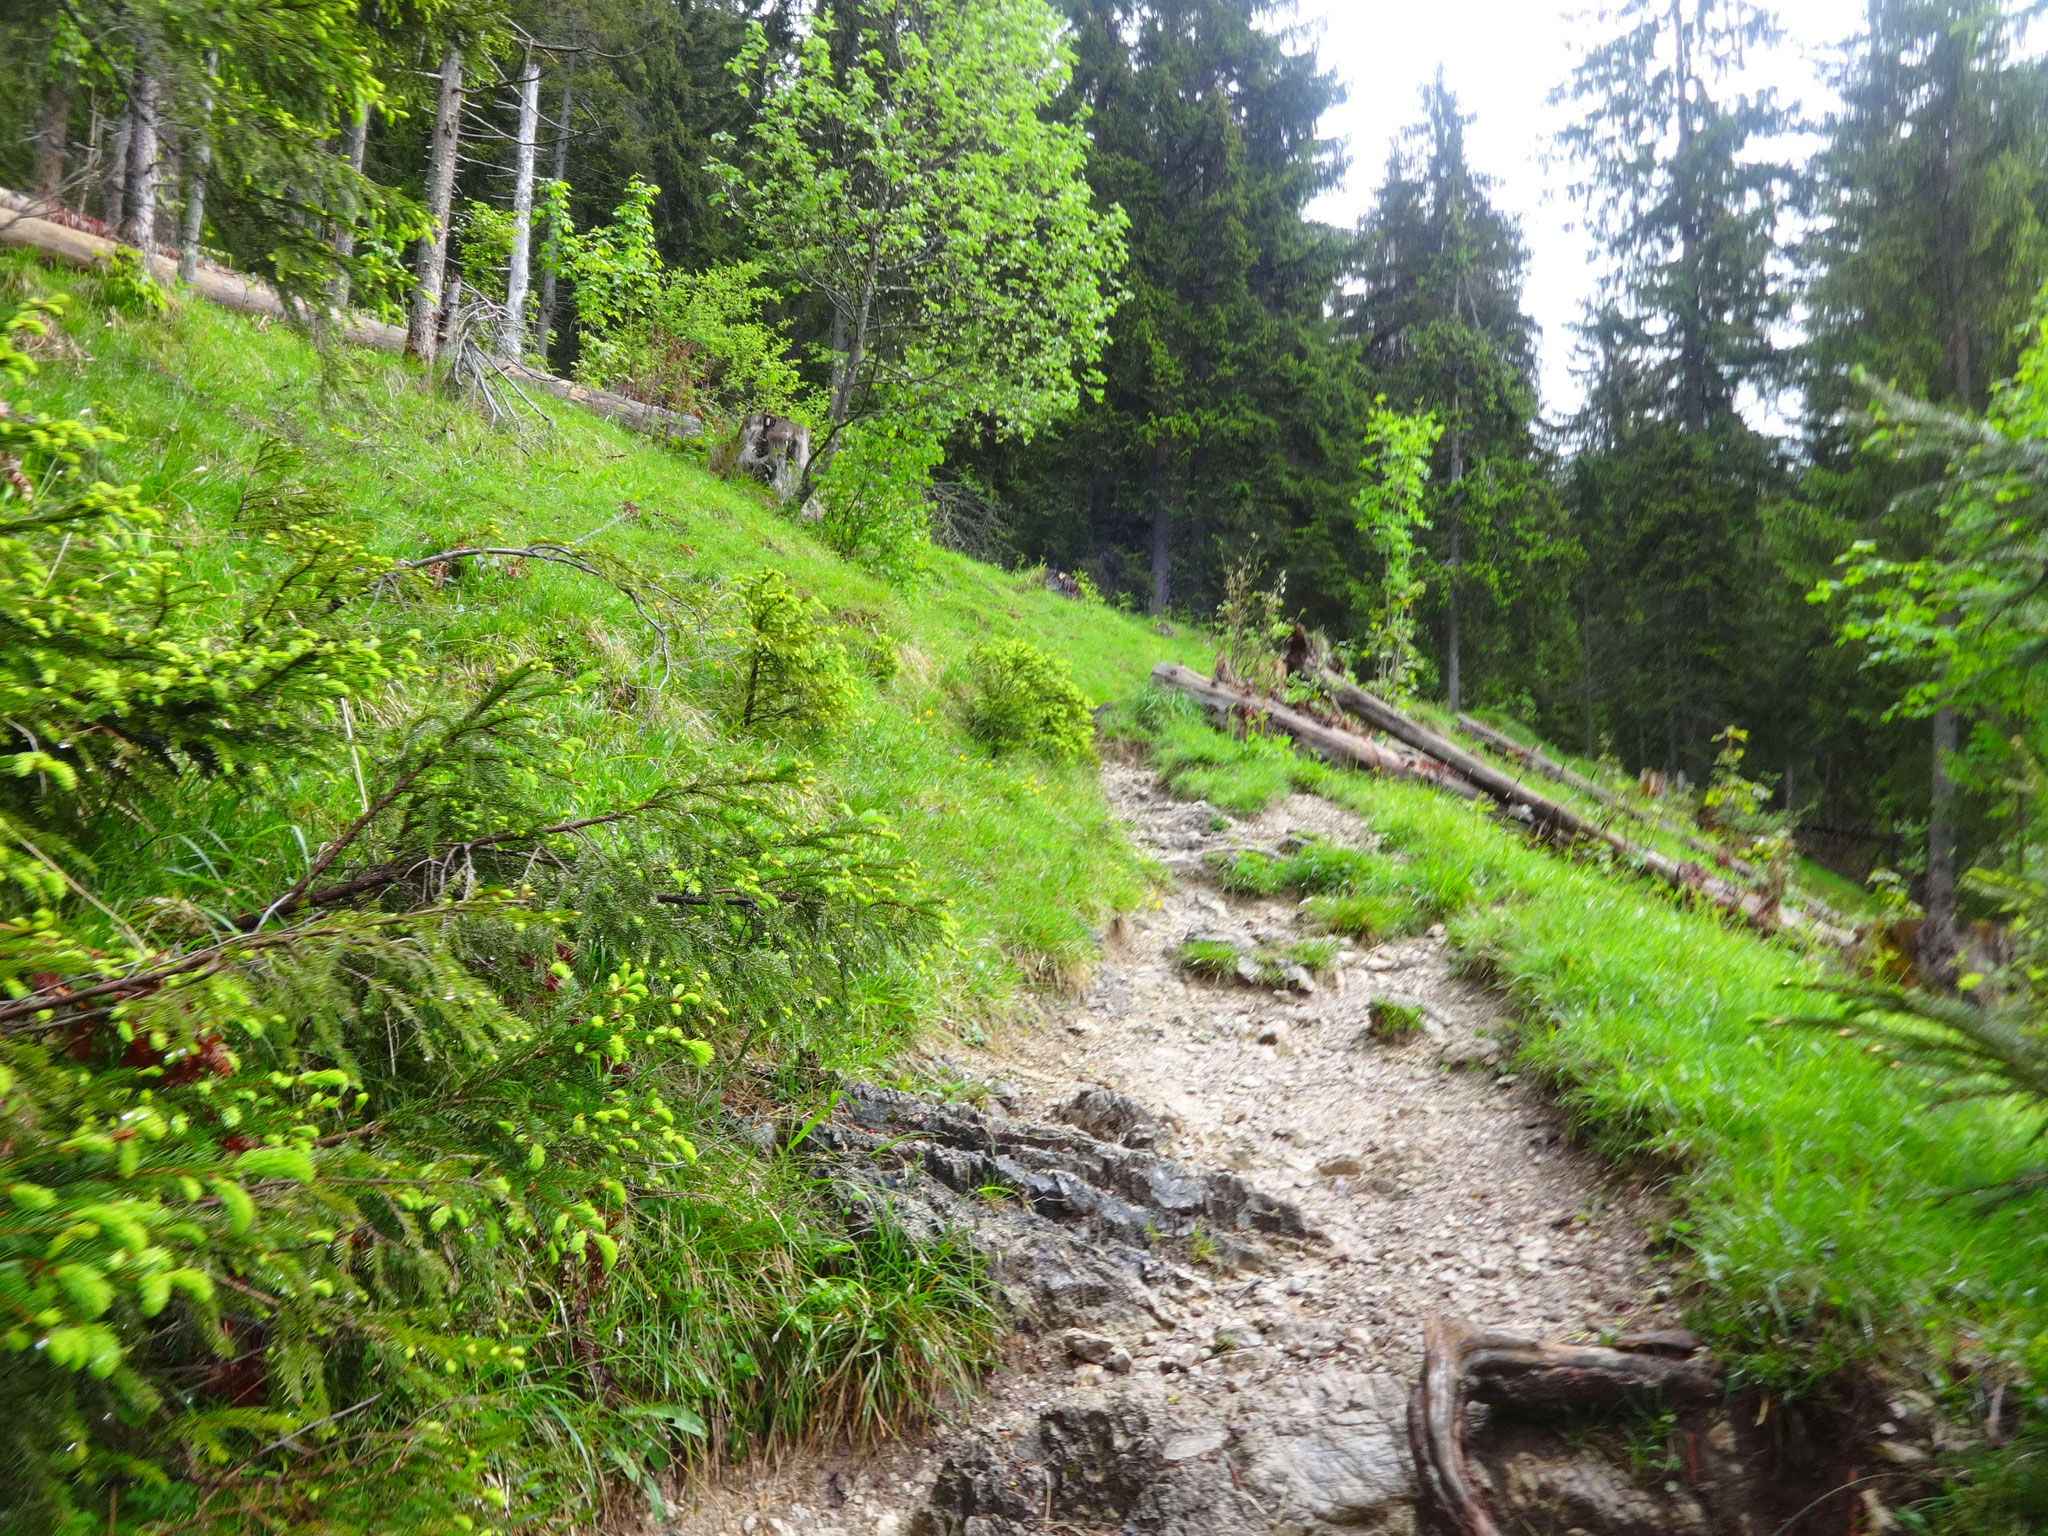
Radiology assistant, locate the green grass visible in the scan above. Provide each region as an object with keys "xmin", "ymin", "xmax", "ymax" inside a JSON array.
[
  {"xmin": 1364, "ymin": 997, "xmax": 1424, "ymax": 1039},
  {"xmin": 0, "ymin": 255, "xmax": 1223, "ymax": 1527},
  {"xmin": 1282, "ymin": 936, "xmax": 1339, "ymax": 972},
  {"xmin": 1117, "ymin": 686, "xmax": 2048, "ymax": 1521},
  {"xmin": 6, "ymin": 255, "xmax": 1212, "ymax": 1012},
  {"xmin": 1178, "ymin": 937, "xmax": 1245, "ymax": 979}
]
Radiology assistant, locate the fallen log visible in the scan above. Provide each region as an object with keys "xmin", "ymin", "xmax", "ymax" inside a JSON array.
[
  {"xmin": 1150, "ymin": 663, "xmax": 1480, "ymax": 800},
  {"xmin": 1409, "ymin": 1316, "xmax": 1719, "ymax": 1536},
  {"xmin": 0, "ymin": 188, "xmax": 701, "ymax": 445},
  {"xmin": 1455, "ymin": 713, "xmax": 1640, "ymax": 815},
  {"xmin": 1320, "ymin": 675, "xmax": 1857, "ymax": 948},
  {"xmin": 1454, "ymin": 712, "xmax": 1812, "ymax": 899}
]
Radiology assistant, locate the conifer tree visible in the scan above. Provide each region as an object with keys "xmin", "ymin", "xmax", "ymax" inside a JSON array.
[
  {"xmin": 1347, "ymin": 74, "xmax": 1569, "ymax": 716},
  {"xmin": 1557, "ymin": 0, "xmax": 1797, "ymax": 779},
  {"xmin": 1799, "ymin": 0, "xmax": 2048, "ymax": 976}
]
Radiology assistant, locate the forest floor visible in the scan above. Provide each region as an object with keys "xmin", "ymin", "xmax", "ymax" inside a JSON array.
[{"xmin": 656, "ymin": 761, "xmax": 1700, "ymax": 1536}]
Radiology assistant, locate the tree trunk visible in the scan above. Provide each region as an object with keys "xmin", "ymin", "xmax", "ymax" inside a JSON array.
[
  {"xmin": 407, "ymin": 46, "xmax": 465, "ymax": 365},
  {"xmin": 33, "ymin": 74, "xmax": 71, "ymax": 203},
  {"xmin": 534, "ymin": 79, "xmax": 572, "ymax": 361},
  {"xmin": 177, "ymin": 51, "xmax": 217, "ymax": 285},
  {"xmin": 1921, "ymin": 704, "xmax": 1961, "ymax": 983},
  {"xmin": 119, "ymin": 69, "xmax": 161, "ymax": 251},
  {"xmin": 1445, "ymin": 418, "xmax": 1464, "ymax": 711},
  {"xmin": 498, "ymin": 52, "xmax": 541, "ymax": 360},
  {"xmin": 327, "ymin": 100, "xmax": 369, "ymax": 304},
  {"xmin": 1149, "ymin": 441, "xmax": 1172, "ymax": 617},
  {"xmin": 102, "ymin": 115, "xmax": 131, "ymax": 232},
  {"xmin": 1150, "ymin": 501, "xmax": 1171, "ymax": 616}
]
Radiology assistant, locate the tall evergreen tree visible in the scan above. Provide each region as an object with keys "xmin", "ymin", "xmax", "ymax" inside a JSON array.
[
  {"xmin": 1345, "ymin": 74, "xmax": 1572, "ymax": 718},
  {"xmin": 1797, "ymin": 0, "xmax": 2048, "ymax": 972},
  {"xmin": 956, "ymin": 0, "xmax": 1360, "ymax": 618},
  {"xmin": 1557, "ymin": 0, "xmax": 1798, "ymax": 779}
]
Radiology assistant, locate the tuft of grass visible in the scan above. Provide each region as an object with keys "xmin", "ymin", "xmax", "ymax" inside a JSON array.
[
  {"xmin": 1178, "ymin": 937, "xmax": 1247, "ymax": 979},
  {"xmin": 1283, "ymin": 937, "xmax": 1340, "ymax": 972},
  {"xmin": 1366, "ymin": 998, "xmax": 1425, "ymax": 1039},
  {"xmin": 1306, "ymin": 891, "xmax": 1422, "ymax": 940}
]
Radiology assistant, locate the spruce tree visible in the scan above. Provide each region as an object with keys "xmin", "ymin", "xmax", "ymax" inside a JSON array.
[
  {"xmin": 1346, "ymin": 74, "xmax": 1571, "ymax": 717},
  {"xmin": 1798, "ymin": 0, "xmax": 2048, "ymax": 975},
  {"xmin": 1557, "ymin": 0, "xmax": 1797, "ymax": 780},
  {"xmin": 955, "ymin": 0, "xmax": 1359, "ymax": 618}
]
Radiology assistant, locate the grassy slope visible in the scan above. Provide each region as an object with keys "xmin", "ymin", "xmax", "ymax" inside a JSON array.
[
  {"xmin": 9, "ymin": 257, "xmax": 1212, "ymax": 1027},
  {"xmin": 1122, "ymin": 695, "xmax": 2048, "ymax": 1445}
]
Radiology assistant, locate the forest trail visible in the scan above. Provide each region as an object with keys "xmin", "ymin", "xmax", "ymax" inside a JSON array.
[{"xmin": 661, "ymin": 762, "xmax": 1693, "ymax": 1536}]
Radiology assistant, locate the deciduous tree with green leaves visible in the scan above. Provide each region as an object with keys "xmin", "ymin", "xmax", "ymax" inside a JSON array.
[
  {"xmin": 715, "ymin": 0, "xmax": 1128, "ymax": 532},
  {"xmin": 1352, "ymin": 403, "xmax": 1442, "ymax": 701}
]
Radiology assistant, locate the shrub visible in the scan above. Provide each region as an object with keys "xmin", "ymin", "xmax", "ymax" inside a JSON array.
[
  {"xmin": 962, "ymin": 640, "xmax": 1094, "ymax": 764},
  {"xmin": 814, "ymin": 415, "xmax": 942, "ymax": 583},
  {"xmin": 99, "ymin": 248, "xmax": 166, "ymax": 317},
  {"xmin": 728, "ymin": 568, "xmax": 859, "ymax": 735}
]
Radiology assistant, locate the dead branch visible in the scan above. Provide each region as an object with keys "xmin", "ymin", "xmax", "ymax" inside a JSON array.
[{"xmin": 1149, "ymin": 663, "xmax": 1481, "ymax": 799}]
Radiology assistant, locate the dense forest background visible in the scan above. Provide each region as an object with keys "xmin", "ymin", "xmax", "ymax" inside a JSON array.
[{"xmin": 6, "ymin": 0, "xmax": 2047, "ymax": 916}]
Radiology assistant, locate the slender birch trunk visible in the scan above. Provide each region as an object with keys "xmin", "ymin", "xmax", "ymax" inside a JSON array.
[
  {"xmin": 178, "ymin": 51, "xmax": 217, "ymax": 284},
  {"xmin": 407, "ymin": 46, "xmax": 465, "ymax": 364},
  {"xmin": 498, "ymin": 52, "xmax": 541, "ymax": 360},
  {"xmin": 103, "ymin": 114, "xmax": 131, "ymax": 231}
]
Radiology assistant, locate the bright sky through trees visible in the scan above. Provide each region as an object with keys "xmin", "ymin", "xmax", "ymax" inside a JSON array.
[{"xmin": 1297, "ymin": 0, "xmax": 1867, "ymax": 415}]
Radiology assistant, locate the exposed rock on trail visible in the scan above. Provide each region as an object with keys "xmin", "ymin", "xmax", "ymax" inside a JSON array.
[{"xmin": 658, "ymin": 764, "xmax": 1818, "ymax": 1536}]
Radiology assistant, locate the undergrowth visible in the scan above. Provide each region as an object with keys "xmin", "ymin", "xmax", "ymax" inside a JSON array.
[{"xmin": 0, "ymin": 257, "xmax": 1212, "ymax": 1531}]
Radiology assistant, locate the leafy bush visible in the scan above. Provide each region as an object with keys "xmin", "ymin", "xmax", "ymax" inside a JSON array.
[
  {"xmin": 962, "ymin": 640, "xmax": 1094, "ymax": 763},
  {"xmin": 594, "ymin": 263, "xmax": 817, "ymax": 429},
  {"xmin": 814, "ymin": 415, "xmax": 943, "ymax": 583},
  {"xmin": 98, "ymin": 248, "xmax": 167, "ymax": 317}
]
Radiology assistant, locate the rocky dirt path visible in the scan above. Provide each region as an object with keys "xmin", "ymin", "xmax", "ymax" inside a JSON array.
[{"xmin": 660, "ymin": 763, "xmax": 1695, "ymax": 1536}]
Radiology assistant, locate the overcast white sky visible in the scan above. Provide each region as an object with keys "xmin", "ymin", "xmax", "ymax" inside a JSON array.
[{"xmin": 1291, "ymin": 0, "xmax": 1870, "ymax": 417}]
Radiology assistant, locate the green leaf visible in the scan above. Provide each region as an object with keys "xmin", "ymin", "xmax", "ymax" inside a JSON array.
[
  {"xmin": 53, "ymin": 1264, "xmax": 114, "ymax": 1321},
  {"xmin": 627, "ymin": 1401, "xmax": 707, "ymax": 1438}
]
